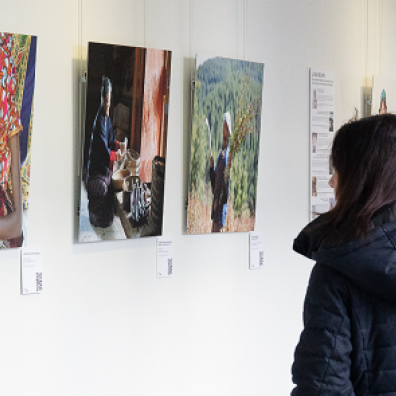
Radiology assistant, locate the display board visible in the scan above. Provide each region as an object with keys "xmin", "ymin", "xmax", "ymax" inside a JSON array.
[
  {"xmin": 0, "ymin": 32, "xmax": 37, "ymax": 249},
  {"xmin": 187, "ymin": 55, "xmax": 264, "ymax": 234},
  {"xmin": 78, "ymin": 42, "xmax": 172, "ymax": 242},
  {"xmin": 309, "ymin": 68, "xmax": 335, "ymax": 220}
]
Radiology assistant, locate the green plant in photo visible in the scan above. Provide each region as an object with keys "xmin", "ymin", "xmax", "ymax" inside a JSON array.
[{"xmin": 224, "ymin": 63, "xmax": 258, "ymax": 184}]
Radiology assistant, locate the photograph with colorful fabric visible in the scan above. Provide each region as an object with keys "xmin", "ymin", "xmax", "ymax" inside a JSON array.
[{"xmin": 0, "ymin": 32, "xmax": 37, "ymax": 249}]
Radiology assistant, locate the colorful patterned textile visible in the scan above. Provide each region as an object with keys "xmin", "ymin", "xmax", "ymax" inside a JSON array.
[
  {"xmin": 0, "ymin": 186, "xmax": 23, "ymax": 248},
  {"xmin": 0, "ymin": 32, "xmax": 36, "ymax": 248},
  {"xmin": 15, "ymin": 35, "xmax": 36, "ymax": 209},
  {"xmin": 21, "ymin": 147, "xmax": 31, "ymax": 209},
  {"xmin": 0, "ymin": 33, "xmax": 35, "ymax": 208},
  {"xmin": 0, "ymin": 33, "xmax": 23, "ymax": 186}
]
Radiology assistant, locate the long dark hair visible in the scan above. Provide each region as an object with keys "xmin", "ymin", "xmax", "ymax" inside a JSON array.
[{"xmin": 318, "ymin": 114, "xmax": 396, "ymax": 244}]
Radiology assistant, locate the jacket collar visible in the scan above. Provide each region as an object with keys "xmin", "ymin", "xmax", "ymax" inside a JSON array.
[{"xmin": 294, "ymin": 201, "xmax": 396, "ymax": 303}]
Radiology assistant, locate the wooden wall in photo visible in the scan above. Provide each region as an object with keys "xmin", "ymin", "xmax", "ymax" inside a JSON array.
[{"xmin": 140, "ymin": 48, "xmax": 166, "ymax": 183}]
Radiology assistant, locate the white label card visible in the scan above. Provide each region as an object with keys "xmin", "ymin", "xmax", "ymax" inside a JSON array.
[
  {"xmin": 157, "ymin": 237, "xmax": 173, "ymax": 278},
  {"xmin": 21, "ymin": 248, "xmax": 43, "ymax": 294},
  {"xmin": 249, "ymin": 231, "xmax": 264, "ymax": 269}
]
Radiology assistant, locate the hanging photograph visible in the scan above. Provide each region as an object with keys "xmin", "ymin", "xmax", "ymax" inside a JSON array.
[
  {"xmin": 78, "ymin": 42, "xmax": 172, "ymax": 242},
  {"xmin": 0, "ymin": 32, "xmax": 37, "ymax": 249},
  {"xmin": 187, "ymin": 55, "xmax": 264, "ymax": 234}
]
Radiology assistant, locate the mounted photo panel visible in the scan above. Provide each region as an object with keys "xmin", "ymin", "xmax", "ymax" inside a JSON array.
[
  {"xmin": 187, "ymin": 55, "xmax": 264, "ymax": 234},
  {"xmin": 78, "ymin": 42, "xmax": 172, "ymax": 243}
]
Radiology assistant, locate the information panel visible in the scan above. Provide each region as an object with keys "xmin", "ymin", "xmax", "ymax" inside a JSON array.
[{"xmin": 310, "ymin": 69, "xmax": 335, "ymax": 220}]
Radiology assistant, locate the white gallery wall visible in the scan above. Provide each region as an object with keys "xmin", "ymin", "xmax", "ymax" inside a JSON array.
[{"xmin": 0, "ymin": 0, "xmax": 389, "ymax": 395}]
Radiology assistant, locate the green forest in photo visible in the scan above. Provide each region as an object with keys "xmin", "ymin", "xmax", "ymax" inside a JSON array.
[{"xmin": 188, "ymin": 56, "xmax": 264, "ymax": 234}]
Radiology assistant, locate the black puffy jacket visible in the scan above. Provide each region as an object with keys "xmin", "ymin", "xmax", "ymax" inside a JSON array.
[{"xmin": 292, "ymin": 203, "xmax": 396, "ymax": 396}]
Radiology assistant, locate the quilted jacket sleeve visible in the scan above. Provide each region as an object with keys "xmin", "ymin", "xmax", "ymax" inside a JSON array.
[{"xmin": 291, "ymin": 264, "xmax": 355, "ymax": 396}]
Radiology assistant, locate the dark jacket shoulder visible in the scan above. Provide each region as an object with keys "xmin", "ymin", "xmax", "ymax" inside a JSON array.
[{"xmin": 292, "ymin": 202, "xmax": 396, "ymax": 395}]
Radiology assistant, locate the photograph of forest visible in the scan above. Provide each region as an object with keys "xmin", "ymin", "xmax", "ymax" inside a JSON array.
[{"xmin": 187, "ymin": 55, "xmax": 264, "ymax": 234}]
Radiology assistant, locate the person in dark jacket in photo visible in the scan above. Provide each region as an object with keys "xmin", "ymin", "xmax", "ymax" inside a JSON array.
[
  {"xmin": 209, "ymin": 112, "xmax": 232, "ymax": 233},
  {"xmin": 86, "ymin": 76, "xmax": 125, "ymax": 228},
  {"xmin": 292, "ymin": 114, "xmax": 396, "ymax": 395}
]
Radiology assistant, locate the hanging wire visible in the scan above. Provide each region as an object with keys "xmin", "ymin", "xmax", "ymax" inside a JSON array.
[
  {"xmin": 243, "ymin": 0, "xmax": 247, "ymax": 60},
  {"xmin": 366, "ymin": 0, "xmax": 369, "ymax": 80},
  {"xmin": 185, "ymin": 0, "xmax": 195, "ymax": 211},
  {"xmin": 77, "ymin": 0, "xmax": 83, "ymax": 177},
  {"xmin": 190, "ymin": 0, "xmax": 194, "ymax": 85},
  {"xmin": 363, "ymin": 0, "xmax": 372, "ymax": 115},
  {"xmin": 190, "ymin": 0, "xmax": 195, "ymax": 110},
  {"xmin": 379, "ymin": 0, "xmax": 383, "ymax": 75},
  {"xmin": 144, "ymin": 0, "xmax": 146, "ymax": 47}
]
